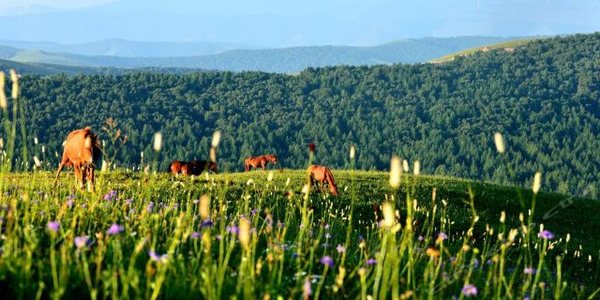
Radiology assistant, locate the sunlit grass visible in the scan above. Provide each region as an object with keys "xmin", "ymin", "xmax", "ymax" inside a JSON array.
[{"xmin": 0, "ymin": 169, "xmax": 598, "ymax": 299}]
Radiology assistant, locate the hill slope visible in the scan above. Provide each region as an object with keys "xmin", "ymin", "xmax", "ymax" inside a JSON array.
[
  {"xmin": 5, "ymin": 36, "xmax": 517, "ymax": 73},
  {"xmin": 8, "ymin": 33, "xmax": 600, "ymax": 197}
]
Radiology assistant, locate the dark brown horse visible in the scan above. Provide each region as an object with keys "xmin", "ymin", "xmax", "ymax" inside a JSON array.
[
  {"xmin": 175, "ymin": 160, "xmax": 218, "ymax": 176},
  {"xmin": 244, "ymin": 154, "xmax": 278, "ymax": 171},
  {"xmin": 53, "ymin": 127, "xmax": 102, "ymax": 192},
  {"xmin": 308, "ymin": 165, "xmax": 338, "ymax": 196}
]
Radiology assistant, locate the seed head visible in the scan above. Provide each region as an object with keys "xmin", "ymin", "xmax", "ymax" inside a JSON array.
[
  {"xmin": 494, "ymin": 132, "xmax": 506, "ymax": 153},
  {"xmin": 0, "ymin": 72, "xmax": 6, "ymax": 110},
  {"xmin": 389, "ymin": 156, "xmax": 402, "ymax": 188},
  {"xmin": 239, "ymin": 217, "xmax": 251, "ymax": 249},
  {"xmin": 382, "ymin": 202, "xmax": 395, "ymax": 228},
  {"xmin": 210, "ymin": 147, "xmax": 217, "ymax": 162},
  {"xmin": 9, "ymin": 69, "xmax": 18, "ymax": 99},
  {"xmin": 402, "ymin": 159, "xmax": 409, "ymax": 172},
  {"xmin": 211, "ymin": 130, "xmax": 221, "ymax": 148},
  {"xmin": 199, "ymin": 195, "xmax": 210, "ymax": 219},
  {"xmin": 532, "ymin": 172, "xmax": 542, "ymax": 194},
  {"xmin": 267, "ymin": 171, "xmax": 274, "ymax": 182},
  {"xmin": 153, "ymin": 132, "xmax": 162, "ymax": 152},
  {"xmin": 33, "ymin": 156, "xmax": 42, "ymax": 168},
  {"xmin": 349, "ymin": 145, "xmax": 356, "ymax": 159},
  {"xmin": 413, "ymin": 160, "xmax": 421, "ymax": 176}
]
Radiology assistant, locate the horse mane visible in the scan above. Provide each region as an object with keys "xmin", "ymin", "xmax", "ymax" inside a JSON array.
[{"xmin": 324, "ymin": 168, "xmax": 338, "ymax": 195}]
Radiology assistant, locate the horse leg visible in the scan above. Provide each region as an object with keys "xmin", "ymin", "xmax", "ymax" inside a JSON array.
[
  {"xmin": 53, "ymin": 158, "xmax": 69, "ymax": 186},
  {"xmin": 74, "ymin": 164, "xmax": 84, "ymax": 190},
  {"xmin": 87, "ymin": 166, "xmax": 95, "ymax": 193}
]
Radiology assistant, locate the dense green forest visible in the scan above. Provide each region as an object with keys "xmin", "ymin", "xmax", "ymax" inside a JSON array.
[{"xmin": 4, "ymin": 33, "xmax": 600, "ymax": 197}]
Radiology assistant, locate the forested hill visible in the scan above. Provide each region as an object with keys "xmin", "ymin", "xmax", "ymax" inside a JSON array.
[{"xmin": 11, "ymin": 33, "xmax": 600, "ymax": 197}]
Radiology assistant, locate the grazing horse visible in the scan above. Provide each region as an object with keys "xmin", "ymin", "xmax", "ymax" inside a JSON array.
[
  {"xmin": 244, "ymin": 154, "xmax": 278, "ymax": 171},
  {"xmin": 176, "ymin": 160, "xmax": 218, "ymax": 176},
  {"xmin": 169, "ymin": 160, "xmax": 186, "ymax": 175},
  {"xmin": 53, "ymin": 127, "xmax": 102, "ymax": 192},
  {"xmin": 308, "ymin": 165, "xmax": 338, "ymax": 196}
]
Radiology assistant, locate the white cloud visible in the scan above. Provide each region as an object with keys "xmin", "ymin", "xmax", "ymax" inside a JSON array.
[{"xmin": 0, "ymin": 0, "xmax": 118, "ymax": 16}]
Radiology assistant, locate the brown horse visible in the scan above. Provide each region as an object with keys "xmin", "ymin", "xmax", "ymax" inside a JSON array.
[
  {"xmin": 180, "ymin": 160, "xmax": 219, "ymax": 176},
  {"xmin": 53, "ymin": 127, "xmax": 102, "ymax": 192},
  {"xmin": 244, "ymin": 154, "xmax": 278, "ymax": 171},
  {"xmin": 170, "ymin": 160, "xmax": 186, "ymax": 175},
  {"xmin": 308, "ymin": 165, "xmax": 338, "ymax": 196}
]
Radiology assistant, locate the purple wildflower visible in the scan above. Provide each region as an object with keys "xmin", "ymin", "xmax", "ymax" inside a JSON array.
[
  {"xmin": 66, "ymin": 199, "xmax": 75, "ymax": 208},
  {"xmin": 149, "ymin": 250, "xmax": 168, "ymax": 263},
  {"xmin": 438, "ymin": 232, "xmax": 448, "ymax": 241},
  {"xmin": 146, "ymin": 202, "xmax": 154, "ymax": 213},
  {"xmin": 190, "ymin": 232, "xmax": 201, "ymax": 239},
  {"xmin": 106, "ymin": 224, "xmax": 124, "ymax": 235},
  {"xmin": 226, "ymin": 225, "xmax": 239, "ymax": 234},
  {"xmin": 47, "ymin": 221, "xmax": 60, "ymax": 233},
  {"xmin": 125, "ymin": 198, "xmax": 133, "ymax": 205},
  {"xmin": 215, "ymin": 234, "xmax": 222, "ymax": 240},
  {"xmin": 336, "ymin": 244, "xmax": 346, "ymax": 253},
  {"xmin": 462, "ymin": 284, "xmax": 478, "ymax": 297},
  {"xmin": 538, "ymin": 230, "xmax": 554, "ymax": 240},
  {"xmin": 524, "ymin": 267, "xmax": 537, "ymax": 275},
  {"xmin": 200, "ymin": 219, "xmax": 213, "ymax": 228},
  {"xmin": 74, "ymin": 236, "xmax": 90, "ymax": 249},
  {"xmin": 367, "ymin": 258, "xmax": 377, "ymax": 265},
  {"xmin": 418, "ymin": 235, "xmax": 424, "ymax": 241},
  {"xmin": 320, "ymin": 255, "xmax": 334, "ymax": 267},
  {"xmin": 66, "ymin": 194, "xmax": 76, "ymax": 201},
  {"xmin": 103, "ymin": 190, "xmax": 117, "ymax": 201},
  {"xmin": 251, "ymin": 208, "xmax": 258, "ymax": 216},
  {"xmin": 324, "ymin": 224, "xmax": 330, "ymax": 230}
]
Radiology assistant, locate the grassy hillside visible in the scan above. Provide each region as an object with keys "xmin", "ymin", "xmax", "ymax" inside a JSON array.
[
  {"xmin": 429, "ymin": 38, "xmax": 540, "ymax": 63},
  {"xmin": 0, "ymin": 170, "xmax": 598, "ymax": 298}
]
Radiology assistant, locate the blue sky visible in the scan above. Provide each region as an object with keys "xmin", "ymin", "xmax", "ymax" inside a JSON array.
[{"xmin": 1, "ymin": 0, "xmax": 599, "ymax": 46}]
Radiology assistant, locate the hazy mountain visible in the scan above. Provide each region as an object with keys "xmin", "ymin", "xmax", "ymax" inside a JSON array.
[
  {"xmin": 0, "ymin": 39, "xmax": 255, "ymax": 57},
  {"xmin": 4, "ymin": 36, "xmax": 520, "ymax": 73}
]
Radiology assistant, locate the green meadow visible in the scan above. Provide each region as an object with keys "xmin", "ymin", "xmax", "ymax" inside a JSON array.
[{"xmin": 0, "ymin": 168, "xmax": 599, "ymax": 299}]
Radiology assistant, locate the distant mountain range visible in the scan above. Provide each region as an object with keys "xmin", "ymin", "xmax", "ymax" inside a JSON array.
[
  {"xmin": 1, "ymin": 36, "xmax": 525, "ymax": 74},
  {"xmin": 0, "ymin": 39, "xmax": 253, "ymax": 57}
]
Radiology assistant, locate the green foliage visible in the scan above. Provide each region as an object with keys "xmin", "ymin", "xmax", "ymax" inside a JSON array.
[{"xmin": 9, "ymin": 33, "xmax": 600, "ymax": 196}]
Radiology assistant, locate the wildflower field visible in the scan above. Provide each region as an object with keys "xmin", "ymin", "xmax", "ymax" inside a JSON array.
[{"xmin": 0, "ymin": 169, "xmax": 599, "ymax": 299}]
